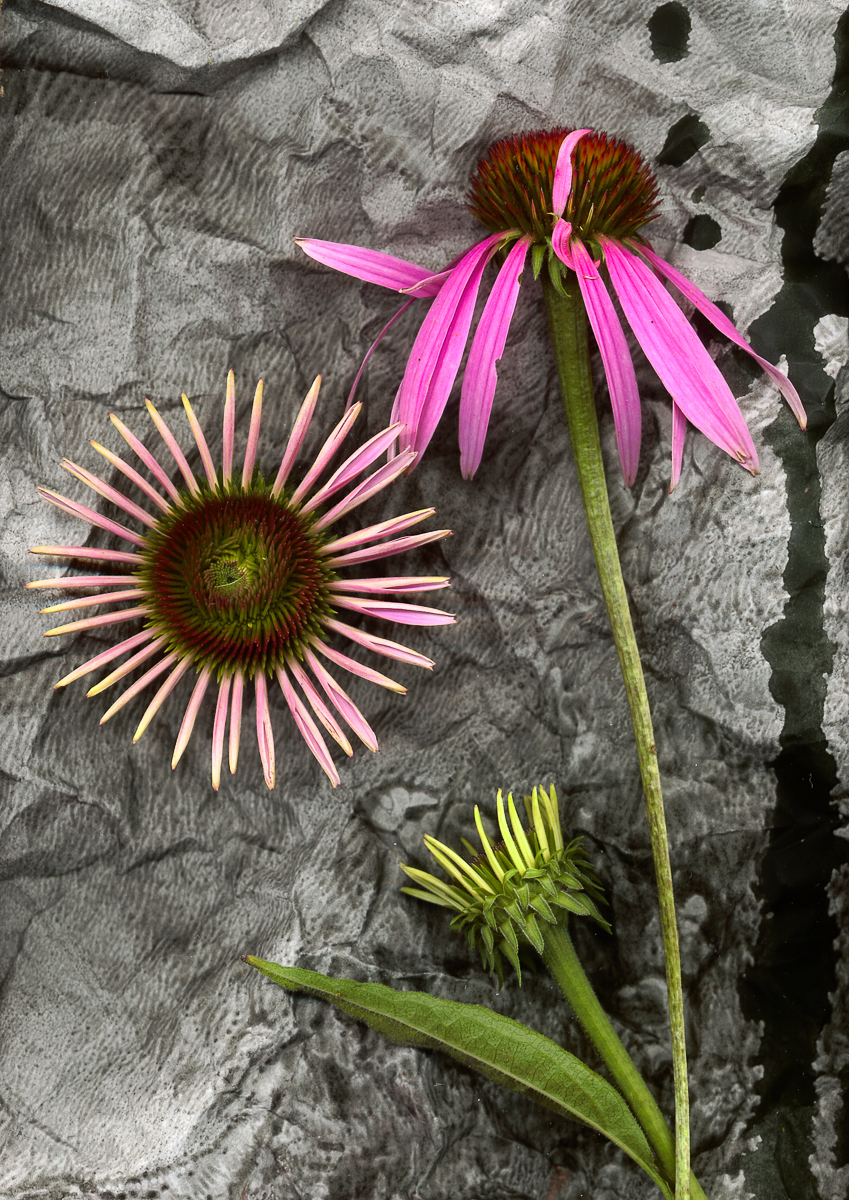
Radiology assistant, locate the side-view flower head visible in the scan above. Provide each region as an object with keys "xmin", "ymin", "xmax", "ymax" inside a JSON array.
[
  {"xmin": 297, "ymin": 127, "xmax": 806, "ymax": 488},
  {"xmin": 28, "ymin": 373, "xmax": 454, "ymax": 790},
  {"xmin": 401, "ymin": 784, "xmax": 608, "ymax": 987}
]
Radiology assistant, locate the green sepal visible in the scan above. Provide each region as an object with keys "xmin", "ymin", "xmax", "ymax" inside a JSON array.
[
  {"xmin": 499, "ymin": 917, "xmax": 520, "ymax": 954},
  {"xmin": 244, "ymin": 958, "xmax": 673, "ymax": 1200},
  {"xmin": 522, "ymin": 912, "xmax": 545, "ymax": 955},
  {"xmin": 532, "ymin": 241, "xmax": 546, "ymax": 280},
  {"xmin": 499, "ymin": 938, "xmax": 523, "ymax": 985},
  {"xmin": 529, "ymin": 892, "xmax": 557, "ymax": 924}
]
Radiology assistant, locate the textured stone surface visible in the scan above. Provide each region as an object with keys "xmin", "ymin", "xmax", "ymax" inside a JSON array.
[{"xmin": 0, "ymin": 0, "xmax": 846, "ymax": 1198}]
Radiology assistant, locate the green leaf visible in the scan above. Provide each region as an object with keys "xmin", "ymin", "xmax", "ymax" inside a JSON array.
[{"xmin": 245, "ymin": 958, "xmax": 673, "ymax": 1199}]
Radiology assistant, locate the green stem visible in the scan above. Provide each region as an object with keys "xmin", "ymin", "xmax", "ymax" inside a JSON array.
[
  {"xmin": 543, "ymin": 924, "xmax": 707, "ymax": 1200},
  {"xmin": 542, "ymin": 277, "xmax": 692, "ymax": 1200}
]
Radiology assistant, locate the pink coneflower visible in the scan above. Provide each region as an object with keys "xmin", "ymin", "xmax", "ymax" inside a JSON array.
[
  {"xmin": 297, "ymin": 127, "xmax": 806, "ymax": 488},
  {"xmin": 28, "ymin": 373, "xmax": 453, "ymax": 790}
]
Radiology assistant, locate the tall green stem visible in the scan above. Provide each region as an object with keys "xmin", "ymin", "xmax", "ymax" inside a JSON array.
[
  {"xmin": 542, "ymin": 924, "xmax": 706, "ymax": 1200},
  {"xmin": 542, "ymin": 278, "xmax": 691, "ymax": 1199}
]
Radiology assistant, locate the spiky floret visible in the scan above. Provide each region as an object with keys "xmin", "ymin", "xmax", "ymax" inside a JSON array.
[
  {"xmin": 467, "ymin": 128, "xmax": 660, "ymax": 249},
  {"xmin": 400, "ymin": 785, "xmax": 608, "ymax": 987},
  {"xmin": 28, "ymin": 373, "xmax": 455, "ymax": 790}
]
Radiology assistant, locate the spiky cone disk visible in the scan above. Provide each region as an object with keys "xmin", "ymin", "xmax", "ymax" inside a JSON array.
[
  {"xmin": 28, "ymin": 372, "xmax": 454, "ymax": 790},
  {"xmin": 400, "ymin": 785, "xmax": 608, "ymax": 988}
]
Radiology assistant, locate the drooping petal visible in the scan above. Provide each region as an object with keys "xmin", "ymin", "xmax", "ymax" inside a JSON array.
[
  {"xmin": 53, "ymin": 629, "xmax": 161, "ymax": 690},
  {"xmin": 398, "ymin": 234, "xmax": 504, "ymax": 459},
  {"xmin": 182, "ymin": 393, "xmax": 218, "ymax": 489},
  {"xmin": 145, "ymin": 400, "xmax": 199, "ymax": 495},
  {"xmin": 287, "ymin": 658, "xmax": 353, "ymax": 755},
  {"xmin": 570, "ymin": 237, "xmax": 642, "ymax": 487},
  {"xmin": 323, "ymin": 616, "xmax": 435, "ymax": 670},
  {"xmin": 172, "ymin": 667, "xmax": 212, "ymax": 768},
  {"xmin": 552, "ymin": 129, "xmax": 592, "ymax": 217},
  {"xmin": 601, "ymin": 236, "xmax": 759, "ymax": 473},
  {"xmin": 551, "ymin": 219, "xmax": 575, "ymax": 270},
  {"xmin": 345, "ymin": 301, "xmax": 415, "ymax": 411},
  {"xmin": 331, "ymin": 596, "xmax": 455, "ymax": 626},
  {"xmin": 271, "ymin": 375, "xmax": 321, "ymax": 497},
  {"xmin": 637, "ymin": 243, "xmax": 807, "ymax": 428},
  {"xmin": 37, "ymin": 487, "xmax": 147, "ymax": 548},
  {"xmin": 277, "ymin": 666, "xmax": 340, "ymax": 786},
  {"xmin": 311, "ymin": 449, "xmax": 417, "ymax": 532},
  {"xmin": 300, "ymin": 423, "xmax": 406, "ymax": 514},
  {"xmin": 109, "ymin": 414, "xmax": 181, "ymax": 503},
  {"xmin": 459, "ymin": 235, "xmax": 531, "ymax": 479},
  {"xmin": 311, "ymin": 639, "xmax": 406, "ymax": 694},
  {"xmin": 322, "ymin": 527, "xmax": 452, "ymax": 570},
  {"xmin": 254, "ymin": 672, "xmax": 275, "ymax": 790},
  {"xmin": 671, "ymin": 402, "xmax": 687, "ymax": 492},
  {"xmin": 241, "ymin": 379, "xmax": 264, "ymax": 488},
  {"xmin": 61, "ymin": 460, "xmax": 158, "ymax": 527},
  {"xmin": 211, "ymin": 674, "xmax": 232, "ymax": 791},
  {"xmin": 132, "ymin": 659, "xmax": 191, "ymax": 742},
  {"xmin": 229, "ymin": 671, "xmax": 244, "ymax": 775},
  {"xmin": 327, "ymin": 576, "xmax": 449, "ymax": 595},
  {"xmin": 289, "ymin": 403, "xmax": 362, "ymax": 507},
  {"xmin": 303, "ymin": 646, "xmax": 378, "ymax": 752},
  {"xmin": 295, "ymin": 238, "xmax": 444, "ymax": 296}
]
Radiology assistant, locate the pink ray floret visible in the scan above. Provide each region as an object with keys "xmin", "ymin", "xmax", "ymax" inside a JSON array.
[
  {"xmin": 296, "ymin": 128, "xmax": 805, "ymax": 487},
  {"xmin": 29, "ymin": 372, "xmax": 452, "ymax": 789}
]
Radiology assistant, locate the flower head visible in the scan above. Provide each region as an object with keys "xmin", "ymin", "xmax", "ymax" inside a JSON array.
[
  {"xmin": 28, "ymin": 373, "xmax": 453, "ymax": 790},
  {"xmin": 400, "ymin": 784, "xmax": 608, "ymax": 987},
  {"xmin": 297, "ymin": 127, "xmax": 806, "ymax": 488}
]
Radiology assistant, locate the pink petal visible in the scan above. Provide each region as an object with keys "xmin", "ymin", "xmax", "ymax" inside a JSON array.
[
  {"xmin": 671, "ymin": 402, "xmax": 687, "ymax": 492},
  {"xmin": 303, "ymin": 646, "xmax": 378, "ymax": 752},
  {"xmin": 27, "ymin": 574, "xmax": 139, "ymax": 590},
  {"xmin": 571, "ymin": 237, "xmax": 642, "ymax": 487},
  {"xmin": 327, "ymin": 576, "xmax": 449, "ymax": 595},
  {"xmin": 89, "ymin": 440, "xmax": 172, "ymax": 513},
  {"xmin": 44, "ymin": 605, "xmax": 148, "ymax": 638},
  {"xmin": 172, "ymin": 667, "xmax": 212, "ymax": 768},
  {"xmin": 287, "ymin": 658, "xmax": 353, "ymax": 755},
  {"xmin": 29, "ymin": 545, "xmax": 144, "ymax": 565},
  {"xmin": 229, "ymin": 671, "xmax": 244, "ymax": 775},
  {"xmin": 289, "ymin": 403, "xmax": 362, "ymax": 508},
  {"xmin": 254, "ymin": 672, "xmax": 276, "ymax": 790},
  {"xmin": 459, "ymin": 236, "xmax": 531, "ymax": 479},
  {"xmin": 638, "ymin": 243, "xmax": 808, "ymax": 428},
  {"xmin": 109, "ymin": 414, "xmax": 181, "ymax": 503},
  {"xmin": 86, "ymin": 636, "xmax": 167, "ymax": 696},
  {"xmin": 300, "ymin": 422, "xmax": 406, "ymax": 515},
  {"xmin": 37, "ymin": 487, "xmax": 147, "ymax": 548},
  {"xmin": 322, "ymin": 527, "xmax": 451, "ymax": 570},
  {"xmin": 601, "ymin": 236, "xmax": 759, "ymax": 473},
  {"xmin": 320, "ymin": 508, "xmax": 436, "ymax": 556},
  {"xmin": 132, "ymin": 659, "xmax": 191, "ymax": 742},
  {"xmin": 277, "ymin": 665, "xmax": 340, "ymax": 786},
  {"xmin": 311, "ymin": 639, "xmax": 406, "ymax": 694},
  {"xmin": 40, "ymin": 588, "xmax": 143, "ymax": 614},
  {"xmin": 61, "ymin": 460, "xmax": 158, "ymax": 527},
  {"xmin": 551, "ymin": 218, "xmax": 575, "ymax": 269},
  {"xmin": 323, "ymin": 616, "xmax": 434, "ymax": 670},
  {"xmin": 53, "ymin": 629, "xmax": 161, "ymax": 690},
  {"xmin": 182, "ymin": 394, "xmax": 218, "ymax": 489},
  {"xmin": 399, "ymin": 270, "xmax": 452, "ymax": 296},
  {"xmin": 311, "ymin": 449, "xmax": 417, "ymax": 532},
  {"xmin": 211, "ymin": 674, "xmax": 232, "ymax": 791},
  {"xmin": 241, "ymin": 379, "xmax": 264, "ymax": 488},
  {"xmin": 223, "ymin": 370, "xmax": 236, "ymax": 486},
  {"xmin": 295, "ymin": 238, "xmax": 444, "ymax": 295},
  {"xmin": 99, "ymin": 650, "xmax": 180, "ymax": 725},
  {"xmin": 397, "ymin": 234, "xmax": 504, "ymax": 459},
  {"xmin": 552, "ymin": 129, "xmax": 592, "ymax": 217},
  {"xmin": 145, "ymin": 400, "xmax": 199, "ymax": 495},
  {"xmin": 346, "ymin": 302, "xmax": 415, "ymax": 411},
  {"xmin": 331, "ymin": 596, "xmax": 455, "ymax": 626},
  {"xmin": 271, "ymin": 376, "xmax": 321, "ymax": 497}
]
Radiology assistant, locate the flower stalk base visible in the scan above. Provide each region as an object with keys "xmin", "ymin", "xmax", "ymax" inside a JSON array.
[
  {"xmin": 542, "ymin": 924, "xmax": 707, "ymax": 1200},
  {"xmin": 542, "ymin": 278, "xmax": 692, "ymax": 1200}
]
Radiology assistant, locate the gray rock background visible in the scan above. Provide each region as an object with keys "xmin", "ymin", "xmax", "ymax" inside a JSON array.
[{"xmin": 0, "ymin": 0, "xmax": 847, "ymax": 1197}]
